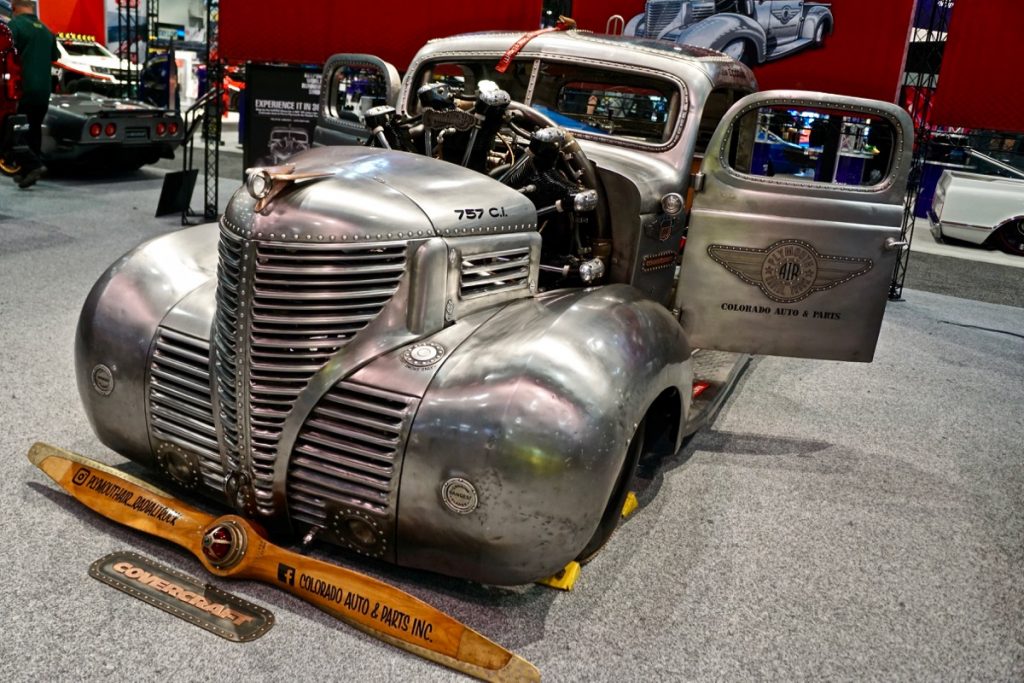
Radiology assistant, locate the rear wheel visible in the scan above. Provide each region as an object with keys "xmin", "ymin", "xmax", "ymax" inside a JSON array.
[
  {"xmin": 995, "ymin": 220, "xmax": 1024, "ymax": 256},
  {"xmin": 813, "ymin": 22, "xmax": 828, "ymax": 47},
  {"xmin": 576, "ymin": 421, "xmax": 646, "ymax": 563}
]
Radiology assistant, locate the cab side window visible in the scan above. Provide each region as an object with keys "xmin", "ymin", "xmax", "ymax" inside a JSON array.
[
  {"xmin": 728, "ymin": 104, "xmax": 898, "ymax": 187},
  {"xmin": 327, "ymin": 64, "xmax": 391, "ymax": 124}
]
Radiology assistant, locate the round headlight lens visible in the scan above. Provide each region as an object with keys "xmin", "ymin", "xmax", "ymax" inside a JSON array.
[
  {"xmin": 661, "ymin": 192, "xmax": 684, "ymax": 216},
  {"xmin": 247, "ymin": 169, "xmax": 273, "ymax": 200}
]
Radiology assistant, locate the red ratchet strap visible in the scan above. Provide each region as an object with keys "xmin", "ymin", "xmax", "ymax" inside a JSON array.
[{"xmin": 495, "ymin": 17, "xmax": 577, "ymax": 74}]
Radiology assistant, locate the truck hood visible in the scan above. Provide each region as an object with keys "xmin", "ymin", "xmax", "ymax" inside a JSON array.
[{"xmin": 226, "ymin": 146, "xmax": 538, "ymax": 242}]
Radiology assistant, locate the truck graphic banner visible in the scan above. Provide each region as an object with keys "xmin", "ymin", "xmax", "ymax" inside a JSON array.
[{"xmin": 594, "ymin": 0, "xmax": 917, "ymax": 102}]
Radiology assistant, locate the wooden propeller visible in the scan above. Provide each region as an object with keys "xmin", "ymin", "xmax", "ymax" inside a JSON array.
[{"xmin": 28, "ymin": 442, "xmax": 539, "ymax": 682}]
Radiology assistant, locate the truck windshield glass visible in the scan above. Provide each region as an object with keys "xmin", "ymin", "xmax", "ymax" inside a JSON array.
[
  {"xmin": 410, "ymin": 59, "xmax": 681, "ymax": 146},
  {"xmin": 530, "ymin": 61, "xmax": 680, "ymax": 144},
  {"xmin": 409, "ymin": 60, "xmax": 535, "ymax": 106},
  {"xmin": 727, "ymin": 104, "xmax": 897, "ymax": 187}
]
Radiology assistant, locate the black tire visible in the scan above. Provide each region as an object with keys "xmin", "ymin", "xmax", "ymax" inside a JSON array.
[
  {"xmin": 576, "ymin": 420, "xmax": 647, "ymax": 563},
  {"xmin": 0, "ymin": 155, "xmax": 21, "ymax": 177},
  {"xmin": 995, "ymin": 220, "xmax": 1024, "ymax": 256}
]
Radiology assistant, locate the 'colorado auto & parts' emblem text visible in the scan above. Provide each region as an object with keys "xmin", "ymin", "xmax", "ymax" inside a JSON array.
[{"xmin": 708, "ymin": 239, "xmax": 873, "ymax": 303}]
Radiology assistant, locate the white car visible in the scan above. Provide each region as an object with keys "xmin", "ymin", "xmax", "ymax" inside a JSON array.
[
  {"xmin": 929, "ymin": 169, "xmax": 1024, "ymax": 256},
  {"xmin": 53, "ymin": 39, "xmax": 140, "ymax": 94}
]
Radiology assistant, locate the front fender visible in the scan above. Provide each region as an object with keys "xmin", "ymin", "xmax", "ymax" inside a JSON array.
[
  {"xmin": 75, "ymin": 224, "xmax": 219, "ymax": 464},
  {"xmin": 395, "ymin": 285, "xmax": 692, "ymax": 585},
  {"xmin": 676, "ymin": 15, "xmax": 768, "ymax": 63}
]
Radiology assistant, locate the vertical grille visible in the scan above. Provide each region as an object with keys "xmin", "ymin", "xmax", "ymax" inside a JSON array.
[
  {"xmin": 459, "ymin": 246, "xmax": 531, "ymax": 299},
  {"xmin": 645, "ymin": 0, "xmax": 683, "ymax": 37},
  {"xmin": 212, "ymin": 221, "xmax": 409, "ymax": 517},
  {"xmin": 214, "ymin": 228, "xmax": 244, "ymax": 477},
  {"xmin": 149, "ymin": 328, "xmax": 223, "ymax": 492},
  {"xmin": 288, "ymin": 382, "xmax": 417, "ymax": 523}
]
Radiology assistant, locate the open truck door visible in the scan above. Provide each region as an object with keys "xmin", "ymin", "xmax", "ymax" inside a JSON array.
[
  {"xmin": 314, "ymin": 54, "xmax": 400, "ymax": 147},
  {"xmin": 677, "ymin": 91, "xmax": 914, "ymax": 361}
]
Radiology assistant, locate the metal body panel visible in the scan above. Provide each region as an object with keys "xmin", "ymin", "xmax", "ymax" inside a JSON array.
[
  {"xmin": 239, "ymin": 146, "xmax": 537, "ymax": 241},
  {"xmin": 395, "ymin": 285, "xmax": 692, "ymax": 585},
  {"xmin": 678, "ymin": 90, "xmax": 913, "ymax": 361},
  {"xmin": 76, "ymin": 224, "xmax": 219, "ymax": 464}
]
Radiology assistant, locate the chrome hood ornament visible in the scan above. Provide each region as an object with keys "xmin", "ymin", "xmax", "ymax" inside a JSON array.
[{"xmin": 246, "ymin": 164, "xmax": 335, "ymax": 212}]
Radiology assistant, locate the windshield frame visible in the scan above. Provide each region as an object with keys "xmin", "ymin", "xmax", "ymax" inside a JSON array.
[{"xmin": 405, "ymin": 55, "xmax": 688, "ymax": 154}]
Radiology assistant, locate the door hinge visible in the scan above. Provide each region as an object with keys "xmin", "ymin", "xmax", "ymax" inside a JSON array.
[{"xmin": 690, "ymin": 172, "xmax": 706, "ymax": 193}]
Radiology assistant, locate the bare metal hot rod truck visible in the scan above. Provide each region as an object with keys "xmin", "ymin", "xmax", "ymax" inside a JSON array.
[{"xmin": 75, "ymin": 31, "xmax": 912, "ymax": 586}]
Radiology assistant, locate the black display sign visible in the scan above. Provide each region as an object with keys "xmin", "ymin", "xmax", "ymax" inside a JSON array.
[{"xmin": 242, "ymin": 62, "xmax": 322, "ymax": 176}]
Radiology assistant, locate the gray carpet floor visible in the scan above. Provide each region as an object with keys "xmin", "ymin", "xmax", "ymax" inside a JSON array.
[{"xmin": 1, "ymin": 169, "xmax": 1022, "ymax": 681}]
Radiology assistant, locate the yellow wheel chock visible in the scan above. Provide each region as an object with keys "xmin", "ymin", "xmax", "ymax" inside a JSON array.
[
  {"xmin": 536, "ymin": 561, "xmax": 581, "ymax": 591},
  {"xmin": 621, "ymin": 491, "xmax": 639, "ymax": 518},
  {"xmin": 536, "ymin": 491, "xmax": 639, "ymax": 591}
]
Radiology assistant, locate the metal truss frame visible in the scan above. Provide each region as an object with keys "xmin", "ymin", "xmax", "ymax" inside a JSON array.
[{"xmin": 889, "ymin": 2, "xmax": 952, "ymax": 300}]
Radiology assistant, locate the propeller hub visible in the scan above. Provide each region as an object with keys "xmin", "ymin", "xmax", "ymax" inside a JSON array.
[{"xmin": 201, "ymin": 520, "xmax": 248, "ymax": 569}]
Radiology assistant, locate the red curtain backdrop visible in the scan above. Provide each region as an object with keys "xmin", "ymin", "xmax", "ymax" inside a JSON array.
[
  {"xmin": 930, "ymin": 0, "xmax": 1024, "ymax": 133},
  {"xmin": 219, "ymin": 1, "xmax": 543, "ymax": 71},
  {"xmin": 223, "ymin": 1, "xmax": 915, "ymax": 102},
  {"xmin": 38, "ymin": 0, "xmax": 106, "ymax": 41},
  {"xmin": 571, "ymin": 0, "xmax": 645, "ymax": 33}
]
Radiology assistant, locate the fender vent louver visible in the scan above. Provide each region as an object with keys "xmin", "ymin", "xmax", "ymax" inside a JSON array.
[
  {"xmin": 459, "ymin": 246, "xmax": 531, "ymax": 299},
  {"xmin": 645, "ymin": 0, "xmax": 683, "ymax": 37},
  {"xmin": 149, "ymin": 327, "xmax": 223, "ymax": 492},
  {"xmin": 288, "ymin": 382, "xmax": 417, "ymax": 521},
  {"xmin": 691, "ymin": 0, "xmax": 716, "ymax": 22}
]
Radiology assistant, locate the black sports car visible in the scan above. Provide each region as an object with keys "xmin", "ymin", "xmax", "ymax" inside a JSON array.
[{"xmin": 3, "ymin": 92, "xmax": 183, "ymax": 174}]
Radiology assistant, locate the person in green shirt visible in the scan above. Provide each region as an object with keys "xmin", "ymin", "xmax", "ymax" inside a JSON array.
[{"xmin": 9, "ymin": 0, "xmax": 58, "ymax": 188}]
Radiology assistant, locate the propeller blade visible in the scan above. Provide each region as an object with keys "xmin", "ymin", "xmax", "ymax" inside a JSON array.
[
  {"xmin": 28, "ymin": 441, "xmax": 213, "ymax": 555},
  {"xmin": 28, "ymin": 442, "xmax": 540, "ymax": 682}
]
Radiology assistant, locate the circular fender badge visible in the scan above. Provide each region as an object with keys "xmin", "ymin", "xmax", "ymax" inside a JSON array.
[
  {"xmin": 91, "ymin": 364, "xmax": 115, "ymax": 396},
  {"xmin": 402, "ymin": 342, "xmax": 446, "ymax": 368},
  {"xmin": 441, "ymin": 478, "xmax": 478, "ymax": 515}
]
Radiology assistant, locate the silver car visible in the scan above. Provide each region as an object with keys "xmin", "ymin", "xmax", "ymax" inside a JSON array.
[{"xmin": 75, "ymin": 30, "xmax": 911, "ymax": 586}]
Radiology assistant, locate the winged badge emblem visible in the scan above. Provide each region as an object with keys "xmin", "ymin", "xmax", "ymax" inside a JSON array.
[
  {"xmin": 771, "ymin": 5, "xmax": 798, "ymax": 24},
  {"xmin": 708, "ymin": 239, "xmax": 873, "ymax": 304}
]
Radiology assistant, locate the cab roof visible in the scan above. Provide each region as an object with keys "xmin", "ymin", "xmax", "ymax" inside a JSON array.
[{"xmin": 415, "ymin": 30, "xmax": 757, "ymax": 91}]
